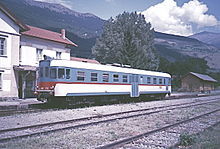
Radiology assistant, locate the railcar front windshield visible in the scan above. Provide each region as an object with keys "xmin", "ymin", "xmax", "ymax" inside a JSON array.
[
  {"xmin": 50, "ymin": 68, "xmax": 57, "ymax": 79},
  {"xmin": 38, "ymin": 66, "xmax": 71, "ymax": 80}
]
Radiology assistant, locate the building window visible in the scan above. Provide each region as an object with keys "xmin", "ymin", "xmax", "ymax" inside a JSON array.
[
  {"xmin": 113, "ymin": 74, "xmax": 119, "ymax": 82},
  {"xmin": 56, "ymin": 52, "xmax": 61, "ymax": 59},
  {"xmin": 91, "ymin": 72, "xmax": 98, "ymax": 81},
  {"xmin": 77, "ymin": 71, "xmax": 85, "ymax": 81},
  {"xmin": 36, "ymin": 48, "xmax": 43, "ymax": 61},
  {"xmin": 147, "ymin": 77, "xmax": 151, "ymax": 84},
  {"xmin": 58, "ymin": 68, "xmax": 65, "ymax": 79},
  {"xmin": 122, "ymin": 75, "xmax": 128, "ymax": 83},
  {"xmin": 50, "ymin": 68, "xmax": 57, "ymax": 79},
  {"xmin": 102, "ymin": 73, "xmax": 109, "ymax": 82},
  {"xmin": 0, "ymin": 73, "xmax": 2, "ymax": 90},
  {"xmin": 0, "ymin": 37, "xmax": 6, "ymax": 56},
  {"xmin": 153, "ymin": 78, "xmax": 157, "ymax": 84},
  {"xmin": 66, "ymin": 69, "xmax": 71, "ymax": 79}
]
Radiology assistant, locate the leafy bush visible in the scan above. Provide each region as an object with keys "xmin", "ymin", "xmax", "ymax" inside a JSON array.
[{"xmin": 179, "ymin": 133, "xmax": 195, "ymax": 146}]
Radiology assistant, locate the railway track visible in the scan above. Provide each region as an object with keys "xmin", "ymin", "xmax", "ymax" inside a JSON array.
[
  {"xmin": 97, "ymin": 109, "xmax": 220, "ymax": 149},
  {"xmin": 0, "ymin": 97, "xmax": 220, "ymax": 143}
]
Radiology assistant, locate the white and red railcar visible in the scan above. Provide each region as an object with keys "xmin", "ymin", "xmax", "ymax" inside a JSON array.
[{"xmin": 36, "ymin": 59, "xmax": 171, "ymax": 101}]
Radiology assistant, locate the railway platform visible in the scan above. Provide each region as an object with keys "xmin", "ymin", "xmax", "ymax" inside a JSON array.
[{"xmin": 0, "ymin": 98, "xmax": 43, "ymax": 110}]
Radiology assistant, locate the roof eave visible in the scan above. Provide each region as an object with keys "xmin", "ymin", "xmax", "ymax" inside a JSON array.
[
  {"xmin": 22, "ymin": 34, "xmax": 77, "ymax": 47},
  {"xmin": 0, "ymin": 3, "xmax": 29, "ymax": 32}
]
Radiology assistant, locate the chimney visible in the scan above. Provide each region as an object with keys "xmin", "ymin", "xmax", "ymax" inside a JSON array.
[{"xmin": 61, "ymin": 29, "xmax": 65, "ymax": 39}]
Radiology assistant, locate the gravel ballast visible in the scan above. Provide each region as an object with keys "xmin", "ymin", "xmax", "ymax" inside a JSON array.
[{"xmin": 0, "ymin": 95, "xmax": 220, "ymax": 149}]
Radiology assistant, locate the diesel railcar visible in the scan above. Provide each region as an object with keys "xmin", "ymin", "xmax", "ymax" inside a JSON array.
[{"xmin": 36, "ymin": 59, "xmax": 171, "ymax": 102}]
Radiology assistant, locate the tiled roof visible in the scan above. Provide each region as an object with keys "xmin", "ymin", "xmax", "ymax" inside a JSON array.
[
  {"xmin": 190, "ymin": 72, "xmax": 217, "ymax": 82},
  {"xmin": 22, "ymin": 25, "xmax": 77, "ymax": 46},
  {"xmin": 70, "ymin": 57, "xmax": 100, "ymax": 64}
]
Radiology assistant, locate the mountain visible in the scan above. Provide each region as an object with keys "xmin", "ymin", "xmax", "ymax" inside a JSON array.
[
  {"xmin": 0, "ymin": 0, "xmax": 104, "ymax": 58},
  {"xmin": 155, "ymin": 32, "xmax": 220, "ymax": 70},
  {"xmin": 189, "ymin": 31, "xmax": 220, "ymax": 49},
  {"xmin": 0, "ymin": 0, "xmax": 105, "ymax": 38}
]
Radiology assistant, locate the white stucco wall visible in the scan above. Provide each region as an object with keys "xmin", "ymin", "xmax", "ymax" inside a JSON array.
[
  {"xmin": 0, "ymin": 11, "xmax": 20, "ymax": 98},
  {"xmin": 20, "ymin": 35, "xmax": 71, "ymax": 66},
  {"xmin": 0, "ymin": 11, "xmax": 20, "ymax": 34},
  {"xmin": 61, "ymin": 52, "xmax": 70, "ymax": 60},
  {"xmin": 19, "ymin": 45, "xmax": 36, "ymax": 66}
]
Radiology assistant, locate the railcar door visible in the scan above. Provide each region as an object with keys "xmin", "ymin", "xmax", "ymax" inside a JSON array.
[
  {"xmin": 166, "ymin": 78, "xmax": 169, "ymax": 91},
  {"xmin": 130, "ymin": 74, "xmax": 139, "ymax": 97}
]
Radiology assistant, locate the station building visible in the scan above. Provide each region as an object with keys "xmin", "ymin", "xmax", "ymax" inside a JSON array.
[
  {"xmin": 0, "ymin": 3, "xmax": 77, "ymax": 100},
  {"xmin": 16, "ymin": 26, "xmax": 77, "ymax": 98},
  {"xmin": 0, "ymin": 4, "xmax": 28, "ymax": 100},
  {"xmin": 181, "ymin": 72, "xmax": 217, "ymax": 92}
]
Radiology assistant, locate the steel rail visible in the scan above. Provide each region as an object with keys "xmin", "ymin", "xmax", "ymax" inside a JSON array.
[
  {"xmin": 0, "ymin": 97, "xmax": 219, "ymax": 133},
  {"xmin": 0, "ymin": 97, "xmax": 219, "ymax": 142},
  {"xmin": 96, "ymin": 108, "xmax": 220, "ymax": 149}
]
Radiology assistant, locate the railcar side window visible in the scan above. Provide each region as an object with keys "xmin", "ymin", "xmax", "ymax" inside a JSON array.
[
  {"xmin": 58, "ymin": 68, "xmax": 65, "ymax": 79},
  {"xmin": 50, "ymin": 68, "xmax": 57, "ymax": 79},
  {"xmin": 159, "ymin": 78, "xmax": 163, "ymax": 84},
  {"xmin": 140, "ymin": 76, "xmax": 144, "ymax": 84},
  {"xmin": 45, "ymin": 67, "xmax": 49, "ymax": 77},
  {"xmin": 153, "ymin": 78, "xmax": 157, "ymax": 84},
  {"xmin": 77, "ymin": 71, "xmax": 85, "ymax": 81},
  {"xmin": 103, "ymin": 73, "xmax": 109, "ymax": 82},
  {"xmin": 147, "ymin": 77, "xmax": 151, "ymax": 84},
  {"xmin": 113, "ymin": 74, "xmax": 119, "ymax": 82},
  {"xmin": 164, "ymin": 78, "xmax": 166, "ymax": 85},
  {"xmin": 91, "ymin": 72, "xmax": 98, "ymax": 81},
  {"xmin": 122, "ymin": 75, "xmax": 128, "ymax": 83},
  {"xmin": 66, "ymin": 69, "xmax": 70, "ymax": 79}
]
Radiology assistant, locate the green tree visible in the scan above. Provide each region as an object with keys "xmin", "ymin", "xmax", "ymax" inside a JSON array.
[{"xmin": 92, "ymin": 12, "xmax": 159, "ymax": 70}]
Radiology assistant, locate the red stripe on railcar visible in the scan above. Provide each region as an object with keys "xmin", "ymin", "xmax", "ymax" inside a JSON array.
[{"xmin": 38, "ymin": 82, "xmax": 170, "ymax": 88}]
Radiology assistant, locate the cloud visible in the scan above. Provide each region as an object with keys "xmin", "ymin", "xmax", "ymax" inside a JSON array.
[{"xmin": 141, "ymin": 0, "xmax": 218, "ymax": 36}]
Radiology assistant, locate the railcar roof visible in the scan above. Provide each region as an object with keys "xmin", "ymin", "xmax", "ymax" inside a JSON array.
[{"xmin": 49, "ymin": 60, "xmax": 171, "ymax": 78}]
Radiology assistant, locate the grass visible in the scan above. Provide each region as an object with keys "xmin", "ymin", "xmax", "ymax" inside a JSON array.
[{"xmin": 172, "ymin": 122, "xmax": 220, "ymax": 149}]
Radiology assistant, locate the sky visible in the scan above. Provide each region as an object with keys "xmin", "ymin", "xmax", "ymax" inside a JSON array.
[{"xmin": 34, "ymin": 0, "xmax": 220, "ymax": 36}]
